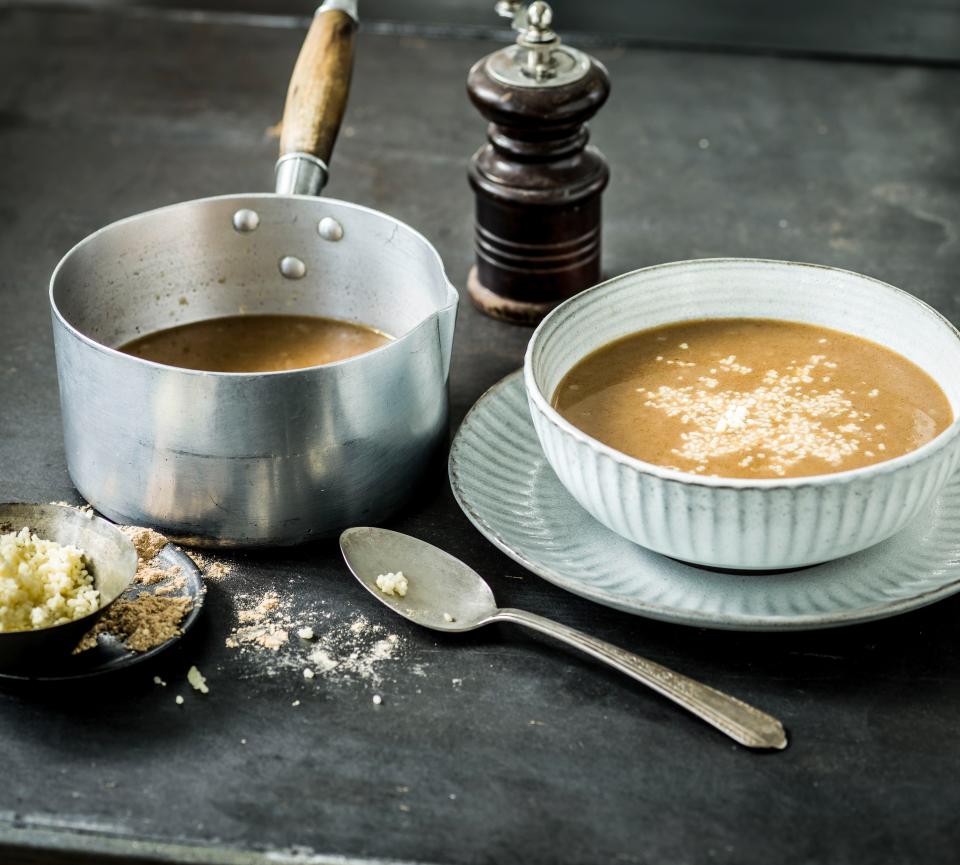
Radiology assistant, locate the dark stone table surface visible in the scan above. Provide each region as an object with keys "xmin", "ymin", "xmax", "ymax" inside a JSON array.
[{"xmin": 1, "ymin": 5, "xmax": 959, "ymax": 863}]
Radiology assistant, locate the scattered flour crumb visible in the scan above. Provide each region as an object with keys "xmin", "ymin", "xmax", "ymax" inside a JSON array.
[
  {"xmin": 153, "ymin": 676, "xmax": 167, "ymax": 687},
  {"xmin": 372, "ymin": 694, "xmax": 383, "ymax": 705},
  {"xmin": 303, "ymin": 668, "xmax": 315, "ymax": 680},
  {"xmin": 443, "ymin": 612, "xmax": 455, "ymax": 623},
  {"xmin": 187, "ymin": 665, "xmax": 209, "ymax": 694},
  {"xmin": 291, "ymin": 700, "xmax": 300, "ymax": 707},
  {"xmin": 239, "ymin": 593, "xmax": 279, "ymax": 623},
  {"xmin": 297, "ymin": 626, "xmax": 315, "ymax": 641},
  {"xmin": 451, "ymin": 678, "xmax": 462, "ymax": 688},
  {"xmin": 175, "ymin": 695, "xmax": 184, "ymax": 705}
]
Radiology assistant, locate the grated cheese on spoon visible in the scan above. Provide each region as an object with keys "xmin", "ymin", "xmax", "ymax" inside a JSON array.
[{"xmin": 375, "ymin": 571, "xmax": 408, "ymax": 598}]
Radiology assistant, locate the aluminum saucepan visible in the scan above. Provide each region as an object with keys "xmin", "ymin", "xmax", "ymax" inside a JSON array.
[{"xmin": 49, "ymin": 1, "xmax": 458, "ymax": 547}]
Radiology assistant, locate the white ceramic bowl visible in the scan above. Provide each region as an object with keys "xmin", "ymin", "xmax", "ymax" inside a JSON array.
[{"xmin": 524, "ymin": 259, "xmax": 960, "ymax": 569}]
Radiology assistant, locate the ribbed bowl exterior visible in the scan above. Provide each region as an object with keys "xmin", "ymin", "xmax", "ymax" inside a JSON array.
[{"xmin": 525, "ymin": 259, "xmax": 960, "ymax": 569}]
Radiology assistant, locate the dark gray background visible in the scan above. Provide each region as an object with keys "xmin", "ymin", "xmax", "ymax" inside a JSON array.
[
  {"xmin": 1, "ymin": 1, "xmax": 959, "ymax": 863},
  {"xmin": 14, "ymin": 0, "xmax": 960, "ymax": 62}
]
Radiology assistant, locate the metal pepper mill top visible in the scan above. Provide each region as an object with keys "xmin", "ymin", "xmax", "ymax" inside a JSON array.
[{"xmin": 466, "ymin": 1, "xmax": 611, "ymax": 324}]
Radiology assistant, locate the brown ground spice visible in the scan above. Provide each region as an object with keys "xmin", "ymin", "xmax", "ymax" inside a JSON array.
[
  {"xmin": 120, "ymin": 525, "xmax": 169, "ymax": 561},
  {"xmin": 154, "ymin": 575, "xmax": 187, "ymax": 596},
  {"xmin": 76, "ymin": 594, "xmax": 191, "ymax": 653},
  {"xmin": 203, "ymin": 561, "xmax": 232, "ymax": 581},
  {"xmin": 137, "ymin": 564, "xmax": 181, "ymax": 586},
  {"xmin": 44, "ymin": 508, "xmax": 204, "ymax": 655}
]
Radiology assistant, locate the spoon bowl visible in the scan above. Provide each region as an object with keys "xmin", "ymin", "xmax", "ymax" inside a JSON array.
[{"xmin": 340, "ymin": 526, "xmax": 496, "ymax": 632}]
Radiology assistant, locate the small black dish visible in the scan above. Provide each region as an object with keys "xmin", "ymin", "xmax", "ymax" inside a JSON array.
[{"xmin": 0, "ymin": 541, "xmax": 205, "ymax": 682}]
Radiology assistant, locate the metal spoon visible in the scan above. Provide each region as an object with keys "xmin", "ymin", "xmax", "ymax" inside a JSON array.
[
  {"xmin": 0, "ymin": 503, "xmax": 137, "ymax": 670},
  {"xmin": 340, "ymin": 527, "xmax": 787, "ymax": 750}
]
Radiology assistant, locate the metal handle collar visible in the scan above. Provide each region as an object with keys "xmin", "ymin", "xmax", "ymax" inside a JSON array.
[{"xmin": 275, "ymin": 152, "xmax": 330, "ymax": 196}]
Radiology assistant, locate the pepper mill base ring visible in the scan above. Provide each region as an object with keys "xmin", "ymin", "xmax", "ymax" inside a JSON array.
[{"xmin": 467, "ymin": 266, "xmax": 560, "ymax": 325}]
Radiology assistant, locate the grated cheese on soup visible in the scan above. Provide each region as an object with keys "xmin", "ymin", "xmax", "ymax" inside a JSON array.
[
  {"xmin": 0, "ymin": 528, "xmax": 99, "ymax": 631},
  {"xmin": 554, "ymin": 318, "xmax": 952, "ymax": 479}
]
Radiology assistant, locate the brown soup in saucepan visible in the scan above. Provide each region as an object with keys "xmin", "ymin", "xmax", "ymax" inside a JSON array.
[
  {"xmin": 118, "ymin": 314, "xmax": 392, "ymax": 373},
  {"xmin": 553, "ymin": 318, "xmax": 952, "ymax": 479}
]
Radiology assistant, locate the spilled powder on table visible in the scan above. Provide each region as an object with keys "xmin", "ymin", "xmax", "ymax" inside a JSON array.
[
  {"xmin": 120, "ymin": 526, "xmax": 232, "ymax": 585},
  {"xmin": 186, "ymin": 550, "xmax": 232, "ymax": 581},
  {"xmin": 226, "ymin": 590, "xmax": 291, "ymax": 651},
  {"xmin": 225, "ymin": 591, "xmax": 404, "ymax": 686},
  {"xmin": 305, "ymin": 614, "xmax": 402, "ymax": 685},
  {"xmin": 204, "ymin": 561, "xmax": 232, "ymax": 581},
  {"xmin": 118, "ymin": 527, "xmax": 232, "ymax": 587}
]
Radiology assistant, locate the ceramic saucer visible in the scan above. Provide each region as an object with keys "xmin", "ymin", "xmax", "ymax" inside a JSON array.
[{"xmin": 448, "ymin": 371, "xmax": 960, "ymax": 631}]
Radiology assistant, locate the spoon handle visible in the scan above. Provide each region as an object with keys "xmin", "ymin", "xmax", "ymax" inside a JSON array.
[{"xmin": 492, "ymin": 607, "xmax": 787, "ymax": 750}]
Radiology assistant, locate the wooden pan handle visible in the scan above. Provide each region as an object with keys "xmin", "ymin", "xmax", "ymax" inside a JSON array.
[{"xmin": 276, "ymin": 1, "xmax": 357, "ymax": 195}]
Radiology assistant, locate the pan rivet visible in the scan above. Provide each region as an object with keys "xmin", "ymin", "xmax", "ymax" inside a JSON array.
[
  {"xmin": 279, "ymin": 256, "xmax": 307, "ymax": 279},
  {"xmin": 232, "ymin": 209, "xmax": 260, "ymax": 232},
  {"xmin": 318, "ymin": 217, "xmax": 344, "ymax": 242}
]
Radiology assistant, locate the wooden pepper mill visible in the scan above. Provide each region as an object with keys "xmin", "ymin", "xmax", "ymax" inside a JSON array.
[{"xmin": 466, "ymin": 1, "xmax": 611, "ymax": 324}]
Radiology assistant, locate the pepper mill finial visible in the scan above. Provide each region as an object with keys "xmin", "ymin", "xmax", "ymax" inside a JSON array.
[
  {"xmin": 466, "ymin": 2, "xmax": 611, "ymax": 324},
  {"xmin": 526, "ymin": 1, "xmax": 551, "ymax": 31}
]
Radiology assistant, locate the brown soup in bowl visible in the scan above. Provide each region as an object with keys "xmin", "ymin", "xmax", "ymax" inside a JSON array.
[{"xmin": 553, "ymin": 318, "xmax": 952, "ymax": 479}]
